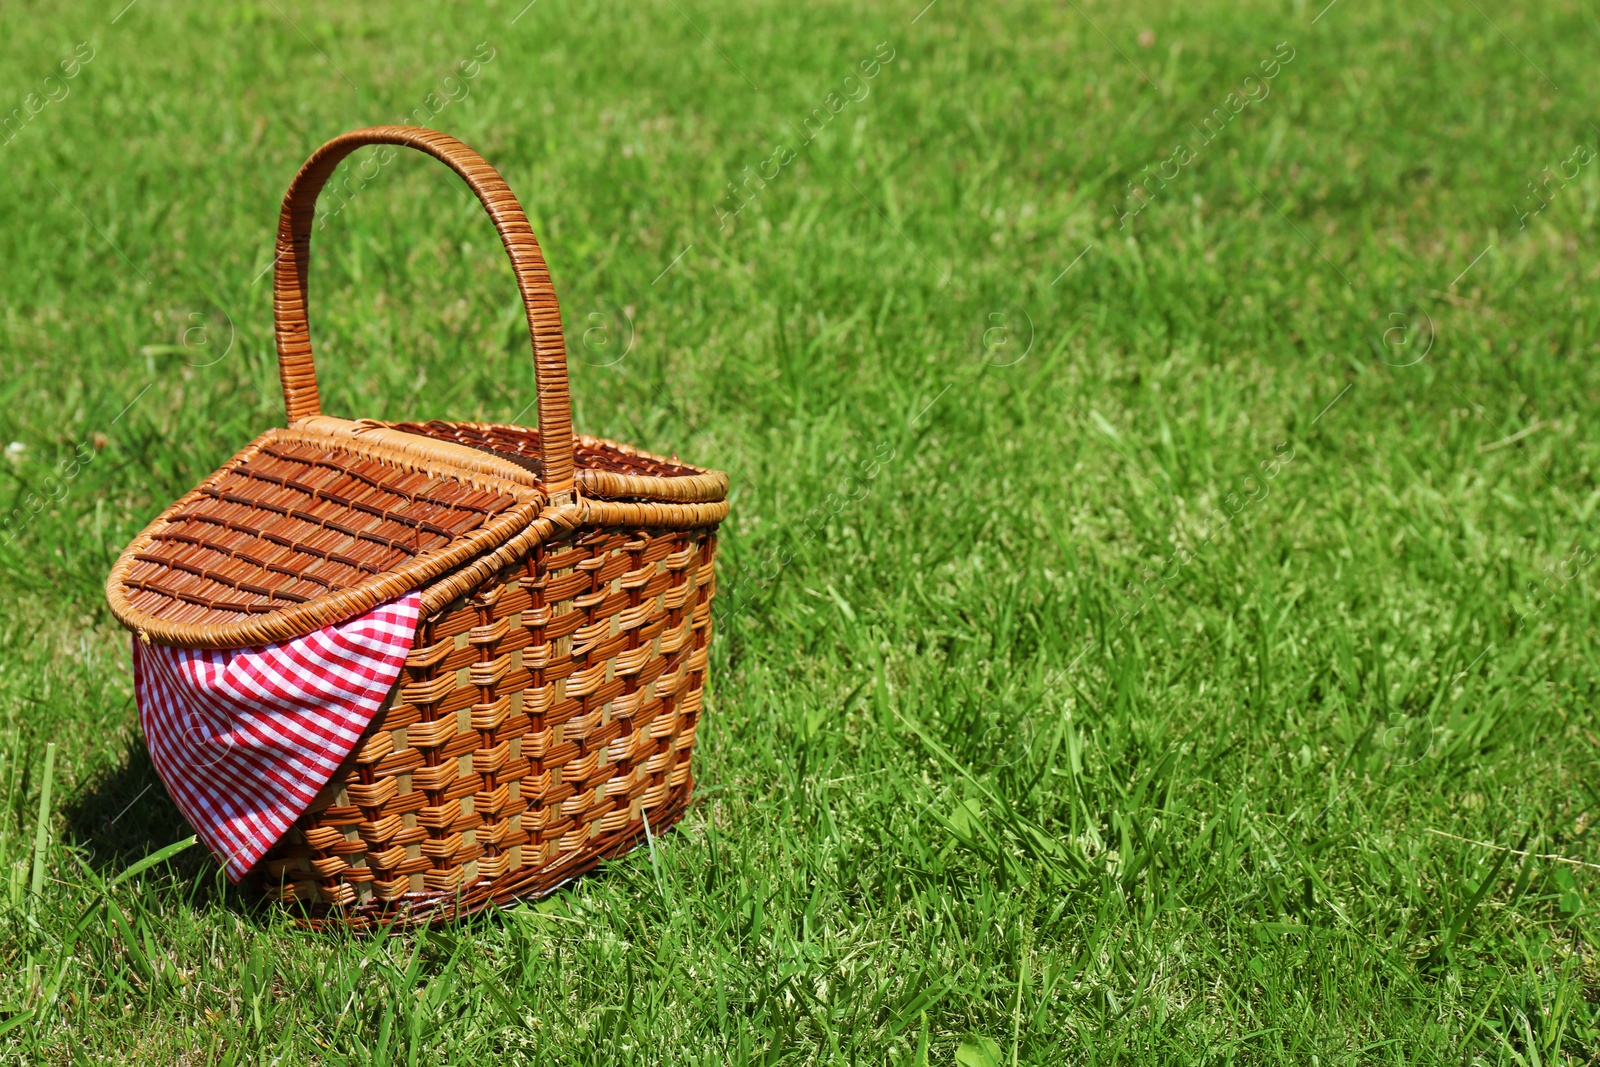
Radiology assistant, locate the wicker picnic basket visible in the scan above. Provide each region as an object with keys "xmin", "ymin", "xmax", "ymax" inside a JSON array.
[{"xmin": 104, "ymin": 127, "xmax": 727, "ymax": 928}]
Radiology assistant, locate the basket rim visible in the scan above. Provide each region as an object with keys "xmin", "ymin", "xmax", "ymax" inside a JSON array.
[{"xmin": 106, "ymin": 423, "xmax": 549, "ymax": 650}]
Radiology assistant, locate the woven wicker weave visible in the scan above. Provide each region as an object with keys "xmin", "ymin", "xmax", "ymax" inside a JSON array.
[{"xmin": 105, "ymin": 127, "xmax": 726, "ymax": 927}]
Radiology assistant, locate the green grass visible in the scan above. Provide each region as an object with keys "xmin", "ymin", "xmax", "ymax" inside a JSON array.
[{"xmin": 1, "ymin": 0, "xmax": 1599, "ymax": 1061}]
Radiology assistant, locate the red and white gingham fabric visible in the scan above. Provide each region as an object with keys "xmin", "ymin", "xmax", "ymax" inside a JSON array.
[{"xmin": 131, "ymin": 592, "xmax": 421, "ymax": 882}]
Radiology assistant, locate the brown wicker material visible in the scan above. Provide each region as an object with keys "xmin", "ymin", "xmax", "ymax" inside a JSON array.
[
  {"xmin": 105, "ymin": 127, "xmax": 726, "ymax": 927},
  {"xmin": 382, "ymin": 420, "xmax": 729, "ymax": 503}
]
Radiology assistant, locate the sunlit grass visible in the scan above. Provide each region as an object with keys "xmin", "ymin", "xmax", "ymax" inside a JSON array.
[{"xmin": 1, "ymin": 0, "xmax": 1598, "ymax": 1061}]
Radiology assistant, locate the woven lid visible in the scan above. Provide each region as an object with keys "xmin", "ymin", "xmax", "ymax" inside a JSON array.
[
  {"xmin": 107, "ymin": 424, "xmax": 544, "ymax": 649},
  {"xmin": 380, "ymin": 419, "xmax": 730, "ymax": 502}
]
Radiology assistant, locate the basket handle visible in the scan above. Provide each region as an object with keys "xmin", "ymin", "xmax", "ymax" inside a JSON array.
[{"xmin": 272, "ymin": 126, "xmax": 575, "ymax": 497}]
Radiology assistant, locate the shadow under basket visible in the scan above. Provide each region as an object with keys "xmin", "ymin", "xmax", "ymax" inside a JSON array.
[{"xmin": 103, "ymin": 127, "xmax": 728, "ymax": 929}]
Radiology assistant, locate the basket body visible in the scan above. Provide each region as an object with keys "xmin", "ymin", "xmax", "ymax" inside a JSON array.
[{"xmin": 260, "ymin": 506, "xmax": 716, "ymax": 926}]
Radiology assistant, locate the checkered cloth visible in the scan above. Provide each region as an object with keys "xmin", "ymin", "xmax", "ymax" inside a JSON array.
[{"xmin": 132, "ymin": 592, "xmax": 421, "ymax": 882}]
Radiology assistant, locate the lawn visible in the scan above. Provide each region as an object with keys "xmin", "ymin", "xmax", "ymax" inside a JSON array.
[{"xmin": 1, "ymin": 0, "xmax": 1598, "ymax": 1061}]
